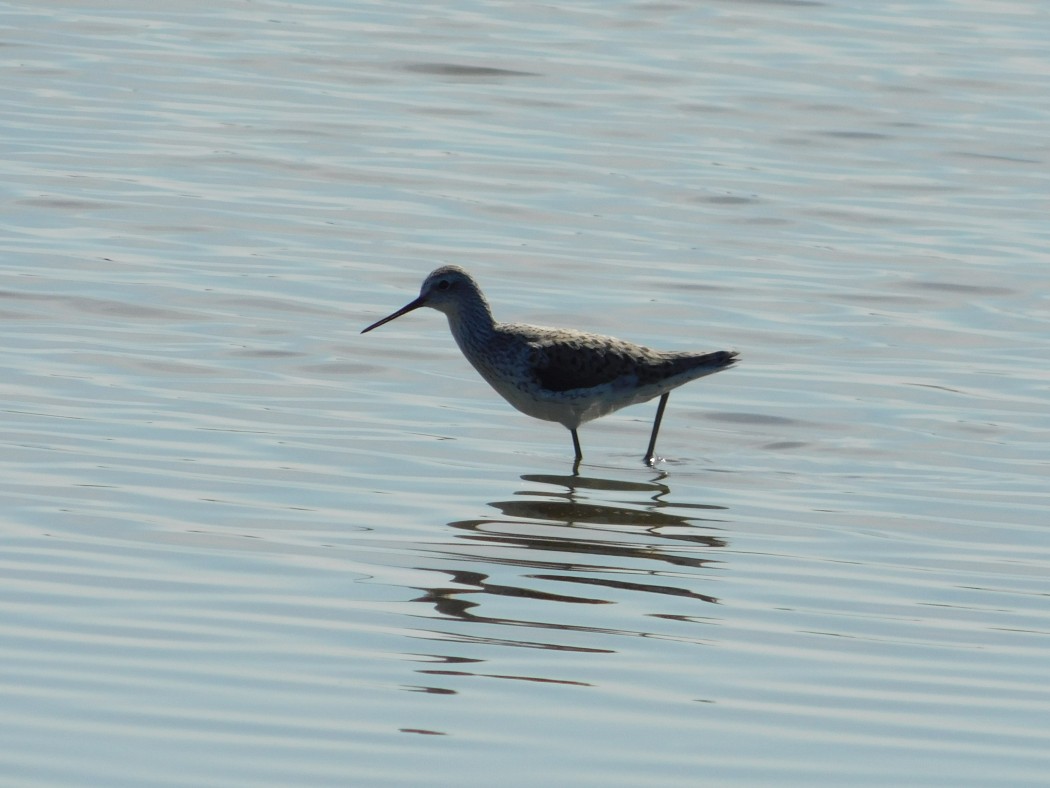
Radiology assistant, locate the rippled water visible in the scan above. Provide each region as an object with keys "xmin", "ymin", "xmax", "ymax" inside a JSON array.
[{"xmin": 3, "ymin": 1, "xmax": 1049, "ymax": 785}]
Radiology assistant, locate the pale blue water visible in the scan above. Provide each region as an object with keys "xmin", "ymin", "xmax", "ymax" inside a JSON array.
[{"xmin": 3, "ymin": 1, "xmax": 1049, "ymax": 786}]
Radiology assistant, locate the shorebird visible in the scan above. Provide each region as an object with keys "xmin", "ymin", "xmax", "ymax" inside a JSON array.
[{"xmin": 361, "ymin": 265, "xmax": 738, "ymax": 464}]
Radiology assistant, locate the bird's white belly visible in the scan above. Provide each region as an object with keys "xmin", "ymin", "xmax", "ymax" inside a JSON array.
[{"xmin": 479, "ymin": 366, "xmax": 658, "ymax": 430}]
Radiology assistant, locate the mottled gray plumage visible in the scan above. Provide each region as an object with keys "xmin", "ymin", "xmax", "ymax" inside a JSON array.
[{"xmin": 362, "ymin": 265, "xmax": 738, "ymax": 464}]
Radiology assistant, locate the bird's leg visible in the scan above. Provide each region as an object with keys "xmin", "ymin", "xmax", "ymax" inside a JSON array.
[
  {"xmin": 643, "ymin": 393, "xmax": 670, "ymax": 465},
  {"xmin": 570, "ymin": 428, "xmax": 583, "ymax": 462}
]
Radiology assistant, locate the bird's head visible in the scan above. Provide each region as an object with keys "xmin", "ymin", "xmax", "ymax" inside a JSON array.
[{"xmin": 361, "ymin": 265, "xmax": 481, "ymax": 333}]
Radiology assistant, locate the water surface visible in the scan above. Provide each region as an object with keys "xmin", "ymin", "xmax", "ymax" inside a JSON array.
[{"xmin": 3, "ymin": 1, "xmax": 1049, "ymax": 785}]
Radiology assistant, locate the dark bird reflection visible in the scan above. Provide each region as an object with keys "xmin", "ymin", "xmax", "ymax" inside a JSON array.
[
  {"xmin": 453, "ymin": 471, "xmax": 728, "ymax": 554},
  {"xmin": 400, "ymin": 470, "xmax": 734, "ymax": 701},
  {"xmin": 408, "ymin": 470, "xmax": 729, "ymax": 655}
]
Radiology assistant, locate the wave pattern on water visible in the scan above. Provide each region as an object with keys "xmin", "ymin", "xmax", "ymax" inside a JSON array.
[{"xmin": 2, "ymin": 0, "xmax": 1049, "ymax": 785}]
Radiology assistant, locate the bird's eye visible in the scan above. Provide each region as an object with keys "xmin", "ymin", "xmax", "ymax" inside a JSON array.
[{"xmin": 436, "ymin": 280, "xmax": 451, "ymax": 291}]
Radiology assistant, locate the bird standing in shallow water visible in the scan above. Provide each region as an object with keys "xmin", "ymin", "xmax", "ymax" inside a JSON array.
[{"xmin": 361, "ymin": 265, "xmax": 738, "ymax": 465}]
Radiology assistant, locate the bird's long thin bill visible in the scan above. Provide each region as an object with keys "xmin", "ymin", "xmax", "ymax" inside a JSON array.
[{"xmin": 360, "ymin": 296, "xmax": 426, "ymax": 334}]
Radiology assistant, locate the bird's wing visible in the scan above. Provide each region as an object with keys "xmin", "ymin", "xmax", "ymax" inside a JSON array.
[
  {"xmin": 531, "ymin": 339, "xmax": 737, "ymax": 394},
  {"xmin": 527, "ymin": 334, "xmax": 654, "ymax": 392}
]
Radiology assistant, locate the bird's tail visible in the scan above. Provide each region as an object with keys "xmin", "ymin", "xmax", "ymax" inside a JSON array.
[
  {"xmin": 704, "ymin": 349, "xmax": 739, "ymax": 370},
  {"xmin": 672, "ymin": 349, "xmax": 739, "ymax": 383}
]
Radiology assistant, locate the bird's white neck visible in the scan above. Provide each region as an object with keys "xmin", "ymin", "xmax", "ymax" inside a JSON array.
[{"xmin": 444, "ymin": 291, "xmax": 496, "ymax": 357}]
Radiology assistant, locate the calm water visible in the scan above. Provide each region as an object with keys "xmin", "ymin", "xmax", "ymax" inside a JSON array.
[{"xmin": 3, "ymin": 1, "xmax": 1049, "ymax": 785}]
